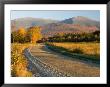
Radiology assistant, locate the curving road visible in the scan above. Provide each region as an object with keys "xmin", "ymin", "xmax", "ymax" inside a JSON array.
[{"xmin": 24, "ymin": 44, "xmax": 100, "ymax": 77}]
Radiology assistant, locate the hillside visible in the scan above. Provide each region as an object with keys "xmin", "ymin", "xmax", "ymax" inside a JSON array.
[
  {"xmin": 41, "ymin": 23, "xmax": 99, "ymax": 37},
  {"xmin": 11, "ymin": 16, "xmax": 100, "ymax": 37},
  {"xmin": 11, "ymin": 17, "xmax": 58, "ymax": 31},
  {"xmin": 60, "ymin": 16, "xmax": 100, "ymax": 28}
]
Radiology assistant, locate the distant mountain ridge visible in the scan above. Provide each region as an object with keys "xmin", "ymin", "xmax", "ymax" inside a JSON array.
[
  {"xmin": 41, "ymin": 23, "xmax": 99, "ymax": 37},
  {"xmin": 11, "ymin": 17, "xmax": 58, "ymax": 31},
  {"xmin": 11, "ymin": 16, "xmax": 100, "ymax": 37},
  {"xmin": 60, "ymin": 16, "xmax": 100, "ymax": 28}
]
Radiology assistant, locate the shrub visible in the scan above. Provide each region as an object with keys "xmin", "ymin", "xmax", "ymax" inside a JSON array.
[
  {"xmin": 11, "ymin": 43, "xmax": 32, "ymax": 77},
  {"xmin": 72, "ymin": 48, "xmax": 83, "ymax": 54}
]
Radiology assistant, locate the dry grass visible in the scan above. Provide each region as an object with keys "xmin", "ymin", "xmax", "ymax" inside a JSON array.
[
  {"xmin": 11, "ymin": 43, "xmax": 34, "ymax": 77},
  {"xmin": 48, "ymin": 42, "xmax": 100, "ymax": 58}
]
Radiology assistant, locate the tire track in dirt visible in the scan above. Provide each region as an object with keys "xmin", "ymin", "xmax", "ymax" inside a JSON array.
[{"xmin": 24, "ymin": 44, "xmax": 100, "ymax": 77}]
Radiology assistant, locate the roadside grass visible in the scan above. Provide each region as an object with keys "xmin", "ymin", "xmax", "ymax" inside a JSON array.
[
  {"xmin": 11, "ymin": 43, "xmax": 34, "ymax": 77},
  {"xmin": 46, "ymin": 42, "xmax": 100, "ymax": 63}
]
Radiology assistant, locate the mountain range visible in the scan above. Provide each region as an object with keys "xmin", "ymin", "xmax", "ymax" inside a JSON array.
[
  {"xmin": 11, "ymin": 16, "xmax": 100, "ymax": 37},
  {"xmin": 60, "ymin": 16, "xmax": 99, "ymax": 28}
]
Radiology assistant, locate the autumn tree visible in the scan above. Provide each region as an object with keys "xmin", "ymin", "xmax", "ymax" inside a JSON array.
[
  {"xmin": 18, "ymin": 27, "xmax": 26, "ymax": 36},
  {"xmin": 17, "ymin": 27, "xmax": 27, "ymax": 43},
  {"xmin": 11, "ymin": 27, "xmax": 27, "ymax": 43},
  {"xmin": 11, "ymin": 31, "xmax": 19, "ymax": 43},
  {"xmin": 27, "ymin": 26, "xmax": 42, "ymax": 43}
]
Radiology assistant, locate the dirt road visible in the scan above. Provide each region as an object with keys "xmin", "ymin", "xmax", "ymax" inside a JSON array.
[{"xmin": 24, "ymin": 44, "xmax": 100, "ymax": 77}]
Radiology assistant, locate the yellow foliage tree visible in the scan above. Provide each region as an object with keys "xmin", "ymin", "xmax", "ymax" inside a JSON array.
[
  {"xmin": 27, "ymin": 26, "xmax": 42, "ymax": 43},
  {"xmin": 18, "ymin": 27, "xmax": 27, "ymax": 37},
  {"xmin": 17, "ymin": 27, "xmax": 27, "ymax": 43}
]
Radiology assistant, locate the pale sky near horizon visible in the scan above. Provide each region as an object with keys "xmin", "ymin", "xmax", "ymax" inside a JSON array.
[{"xmin": 11, "ymin": 10, "xmax": 100, "ymax": 21}]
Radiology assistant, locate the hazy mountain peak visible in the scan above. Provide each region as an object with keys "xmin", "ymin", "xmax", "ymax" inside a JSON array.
[
  {"xmin": 73, "ymin": 16, "xmax": 98, "ymax": 22},
  {"xmin": 60, "ymin": 16, "xmax": 99, "ymax": 28}
]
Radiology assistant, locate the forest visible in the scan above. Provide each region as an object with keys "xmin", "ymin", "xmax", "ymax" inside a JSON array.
[{"xmin": 11, "ymin": 26, "xmax": 100, "ymax": 43}]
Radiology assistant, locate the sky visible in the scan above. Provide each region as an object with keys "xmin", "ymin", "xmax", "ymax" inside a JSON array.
[{"xmin": 11, "ymin": 10, "xmax": 100, "ymax": 21}]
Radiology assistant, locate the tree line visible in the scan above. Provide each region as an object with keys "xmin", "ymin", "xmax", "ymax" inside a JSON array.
[
  {"xmin": 11, "ymin": 26, "xmax": 100, "ymax": 43},
  {"xmin": 47, "ymin": 31, "xmax": 100, "ymax": 42},
  {"xmin": 11, "ymin": 26, "xmax": 42, "ymax": 43}
]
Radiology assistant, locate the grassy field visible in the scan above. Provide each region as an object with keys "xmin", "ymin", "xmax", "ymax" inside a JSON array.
[
  {"xmin": 11, "ymin": 43, "xmax": 34, "ymax": 77},
  {"xmin": 46, "ymin": 42, "xmax": 100, "ymax": 61}
]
